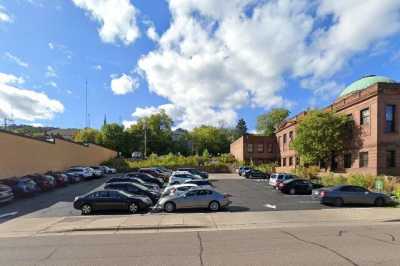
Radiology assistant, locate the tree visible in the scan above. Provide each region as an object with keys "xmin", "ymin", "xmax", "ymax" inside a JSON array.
[
  {"xmin": 256, "ymin": 108, "xmax": 289, "ymax": 136},
  {"xmin": 74, "ymin": 128, "xmax": 102, "ymax": 144},
  {"xmin": 190, "ymin": 126, "xmax": 232, "ymax": 155},
  {"xmin": 291, "ymin": 110, "xmax": 352, "ymax": 166},
  {"xmin": 235, "ymin": 118, "xmax": 247, "ymax": 138},
  {"xmin": 101, "ymin": 123, "xmax": 131, "ymax": 156}
]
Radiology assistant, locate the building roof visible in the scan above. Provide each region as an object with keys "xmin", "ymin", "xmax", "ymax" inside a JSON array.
[{"xmin": 339, "ymin": 75, "xmax": 395, "ymax": 97}]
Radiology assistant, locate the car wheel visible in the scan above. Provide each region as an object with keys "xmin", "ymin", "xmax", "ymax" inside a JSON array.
[
  {"xmin": 81, "ymin": 204, "xmax": 92, "ymax": 215},
  {"xmin": 289, "ymin": 188, "xmax": 296, "ymax": 195},
  {"xmin": 374, "ymin": 197, "xmax": 385, "ymax": 207},
  {"xmin": 334, "ymin": 198, "xmax": 344, "ymax": 207},
  {"xmin": 164, "ymin": 202, "xmax": 176, "ymax": 213},
  {"xmin": 129, "ymin": 202, "xmax": 139, "ymax": 214},
  {"xmin": 209, "ymin": 201, "xmax": 220, "ymax": 211}
]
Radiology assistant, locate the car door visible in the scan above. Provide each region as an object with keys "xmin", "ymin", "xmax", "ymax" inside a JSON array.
[
  {"xmin": 194, "ymin": 190, "xmax": 213, "ymax": 208},
  {"xmin": 93, "ymin": 191, "xmax": 113, "ymax": 211},
  {"xmin": 339, "ymin": 186, "xmax": 363, "ymax": 204},
  {"xmin": 108, "ymin": 191, "xmax": 128, "ymax": 210},
  {"xmin": 177, "ymin": 190, "xmax": 197, "ymax": 209}
]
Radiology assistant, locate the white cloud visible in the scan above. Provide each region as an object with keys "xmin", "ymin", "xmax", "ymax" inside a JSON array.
[
  {"xmin": 66, "ymin": 89, "xmax": 72, "ymax": 95},
  {"xmin": 111, "ymin": 74, "xmax": 138, "ymax": 95},
  {"xmin": 0, "ymin": 72, "xmax": 64, "ymax": 121},
  {"xmin": 46, "ymin": 65, "xmax": 57, "ymax": 78},
  {"xmin": 47, "ymin": 81, "xmax": 58, "ymax": 88},
  {"xmin": 72, "ymin": 0, "xmax": 140, "ymax": 45},
  {"xmin": 122, "ymin": 120, "xmax": 137, "ymax": 129},
  {"xmin": 138, "ymin": 0, "xmax": 400, "ymax": 129},
  {"xmin": 48, "ymin": 42, "xmax": 73, "ymax": 59},
  {"xmin": 4, "ymin": 52, "xmax": 29, "ymax": 68},
  {"xmin": 146, "ymin": 26, "xmax": 159, "ymax": 42},
  {"xmin": 0, "ymin": 73, "xmax": 25, "ymax": 85},
  {"xmin": 0, "ymin": 5, "xmax": 12, "ymax": 23},
  {"xmin": 93, "ymin": 64, "xmax": 102, "ymax": 71}
]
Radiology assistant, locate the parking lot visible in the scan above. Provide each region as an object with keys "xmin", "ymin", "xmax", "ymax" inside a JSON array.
[{"xmin": 0, "ymin": 173, "xmax": 330, "ymax": 222}]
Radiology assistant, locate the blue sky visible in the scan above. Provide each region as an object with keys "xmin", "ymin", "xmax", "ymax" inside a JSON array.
[{"xmin": 1, "ymin": 1, "xmax": 400, "ymax": 132}]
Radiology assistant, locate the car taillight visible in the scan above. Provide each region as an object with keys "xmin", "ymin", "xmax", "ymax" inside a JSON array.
[
  {"xmin": 224, "ymin": 193, "xmax": 232, "ymax": 198},
  {"xmin": 320, "ymin": 191, "xmax": 325, "ymax": 197},
  {"xmin": 279, "ymin": 183, "xmax": 284, "ymax": 187}
]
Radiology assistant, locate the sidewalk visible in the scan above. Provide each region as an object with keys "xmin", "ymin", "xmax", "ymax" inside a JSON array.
[{"xmin": 0, "ymin": 208, "xmax": 399, "ymax": 238}]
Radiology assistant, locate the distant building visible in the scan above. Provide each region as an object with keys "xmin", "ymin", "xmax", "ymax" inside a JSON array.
[
  {"xmin": 48, "ymin": 129, "xmax": 79, "ymax": 140},
  {"xmin": 231, "ymin": 75, "xmax": 400, "ymax": 176},
  {"xmin": 230, "ymin": 134, "xmax": 278, "ymax": 164}
]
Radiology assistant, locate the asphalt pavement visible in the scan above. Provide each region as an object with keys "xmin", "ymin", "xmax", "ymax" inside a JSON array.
[{"xmin": 1, "ymin": 224, "xmax": 400, "ymax": 265}]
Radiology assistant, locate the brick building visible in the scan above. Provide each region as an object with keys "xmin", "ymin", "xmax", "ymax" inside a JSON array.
[
  {"xmin": 230, "ymin": 134, "xmax": 277, "ymax": 164},
  {"xmin": 231, "ymin": 75, "xmax": 400, "ymax": 176}
]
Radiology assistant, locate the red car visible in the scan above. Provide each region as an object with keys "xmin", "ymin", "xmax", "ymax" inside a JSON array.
[{"xmin": 29, "ymin": 174, "xmax": 56, "ymax": 191}]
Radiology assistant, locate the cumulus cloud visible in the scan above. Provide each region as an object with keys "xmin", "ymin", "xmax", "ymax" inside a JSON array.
[
  {"xmin": 0, "ymin": 5, "xmax": 12, "ymax": 23},
  {"xmin": 0, "ymin": 72, "xmax": 64, "ymax": 121},
  {"xmin": 72, "ymin": 0, "xmax": 140, "ymax": 45},
  {"xmin": 4, "ymin": 52, "xmax": 29, "ymax": 68},
  {"xmin": 0, "ymin": 73, "xmax": 25, "ymax": 85},
  {"xmin": 146, "ymin": 26, "xmax": 159, "ymax": 42},
  {"xmin": 137, "ymin": 0, "xmax": 400, "ymax": 129},
  {"xmin": 111, "ymin": 74, "xmax": 138, "ymax": 95}
]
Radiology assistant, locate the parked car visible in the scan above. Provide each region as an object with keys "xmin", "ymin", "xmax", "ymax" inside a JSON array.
[
  {"xmin": 183, "ymin": 179, "xmax": 213, "ymax": 187},
  {"xmin": 100, "ymin": 166, "xmax": 117, "ymax": 174},
  {"xmin": 315, "ymin": 185, "xmax": 393, "ymax": 207},
  {"xmin": 105, "ymin": 177, "xmax": 160, "ymax": 191},
  {"xmin": 46, "ymin": 172, "xmax": 69, "ymax": 187},
  {"xmin": 124, "ymin": 172, "xmax": 163, "ymax": 188},
  {"xmin": 161, "ymin": 184, "xmax": 198, "ymax": 197},
  {"xmin": 103, "ymin": 182, "xmax": 160, "ymax": 204},
  {"xmin": 269, "ymin": 173, "xmax": 294, "ymax": 187},
  {"xmin": 68, "ymin": 167, "xmax": 93, "ymax": 180},
  {"xmin": 156, "ymin": 188, "xmax": 232, "ymax": 212},
  {"xmin": 64, "ymin": 171, "xmax": 82, "ymax": 183},
  {"xmin": 89, "ymin": 166, "xmax": 103, "ymax": 178},
  {"xmin": 244, "ymin": 169, "xmax": 269, "ymax": 179},
  {"xmin": 169, "ymin": 172, "xmax": 201, "ymax": 185},
  {"xmin": 29, "ymin": 174, "xmax": 56, "ymax": 191},
  {"xmin": 177, "ymin": 168, "xmax": 209, "ymax": 179},
  {"xmin": 278, "ymin": 179, "xmax": 313, "ymax": 195},
  {"xmin": 238, "ymin": 166, "xmax": 252, "ymax": 176},
  {"xmin": 153, "ymin": 166, "xmax": 172, "ymax": 176},
  {"xmin": 73, "ymin": 189, "xmax": 153, "ymax": 215},
  {"xmin": 1, "ymin": 177, "xmax": 40, "ymax": 196},
  {"xmin": 138, "ymin": 168, "xmax": 165, "ymax": 180},
  {"xmin": 274, "ymin": 175, "xmax": 297, "ymax": 189},
  {"xmin": 0, "ymin": 184, "xmax": 14, "ymax": 204}
]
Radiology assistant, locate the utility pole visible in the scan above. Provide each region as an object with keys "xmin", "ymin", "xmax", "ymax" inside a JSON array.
[
  {"xmin": 144, "ymin": 120, "xmax": 147, "ymax": 159},
  {"xmin": 3, "ymin": 117, "xmax": 14, "ymax": 130}
]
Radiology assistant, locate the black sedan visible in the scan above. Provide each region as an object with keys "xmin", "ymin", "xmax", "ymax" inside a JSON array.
[
  {"xmin": 278, "ymin": 179, "xmax": 313, "ymax": 195},
  {"xmin": 104, "ymin": 182, "xmax": 160, "ymax": 204},
  {"xmin": 244, "ymin": 169, "xmax": 269, "ymax": 179},
  {"xmin": 73, "ymin": 189, "xmax": 153, "ymax": 215},
  {"xmin": 177, "ymin": 168, "xmax": 209, "ymax": 179},
  {"xmin": 106, "ymin": 177, "xmax": 160, "ymax": 191},
  {"xmin": 124, "ymin": 172, "xmax": 163, "ymax": 188}
]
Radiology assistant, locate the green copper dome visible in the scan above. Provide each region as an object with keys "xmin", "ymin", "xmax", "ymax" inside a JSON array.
[{"xmin": 339, "ymin": 75, "xmax": 395, "ymax": 97}]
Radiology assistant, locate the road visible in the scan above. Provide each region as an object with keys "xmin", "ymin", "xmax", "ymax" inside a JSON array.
[{"xmin": 1, "ymin": 224, "xmax": 399, "ymax": 265}]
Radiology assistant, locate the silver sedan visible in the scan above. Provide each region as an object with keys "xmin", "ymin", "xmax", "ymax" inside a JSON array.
[{"xmin": 156, "ymin": 188, "xmax": 232, "ymax": 212}]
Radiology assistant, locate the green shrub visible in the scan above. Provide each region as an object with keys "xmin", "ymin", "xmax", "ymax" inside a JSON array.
[
  {"xmin": 291, "ymin": 166, "xmax": 320, "ymax": 179},
  {"xmin": 393, "ymin": 184, "xmax": 400, "ymax": 200},
  {"xmin": 255, "ymin": 163, "xmax": 276, "ymax": 173},
  {"xmin": 103, "ymin": 157, "xmax": 130, "ymax": 172},
  {"xmin": 320, "ymin": 173, "xmax": 347, "ymax": 187}
]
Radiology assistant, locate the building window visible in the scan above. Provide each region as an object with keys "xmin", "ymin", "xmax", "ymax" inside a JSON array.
[
  {"xmin": 247, "ymin": 144, "xmax": 253, "ymax": 153},
  {"xmin": 385, "ymin": 105, "xmax": 396, "ymax": 133},
  {"xmin": 282, "ymin": 158, "xmax": 287, "ymax": 167},
  {"xmin": 257, "ymin": 144, "xmax": 264, "ymax": 153},
  {"xmin": 360, "ymin": 108, "xmax": 370, "ymax": 126},
  {"xmin": 387, "ymin": 150, "xmax": 396, "ymax": 168},
  {"xmin": 267, "ymin": 143, "xmax": 273, "ymax": 153},
  {"xmin": 289, "ymin": 131, "xmax": 293, "ymax": 141},
  {"xmin": 344, "ymin": 153, "xmax": 352, "ymax": 169},
  {"xmin": 283, "ymin": 134, "xmax": 287, "ymax": 144},
  {"xmin": 359, "ymin": 152, "xmax": 368, "ymax": 168},
  {"xmin": 289, "ymin": 157, "xmax": 293, "ymax": 166}
]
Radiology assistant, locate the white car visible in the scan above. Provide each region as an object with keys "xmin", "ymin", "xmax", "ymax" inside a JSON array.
[
  {"xmin": 169, "ymin": 171, "xmax": 201, "ymax": 185},
  {"xmin": 161, "ymin": 183, "xmax": 198, "ymax": 197},
  {"xmin": 269, "ymin": 173, "xmax": 294, "ymax": 187},
  {"xmin": 68, "ymin": 167, "xmax": 92, "ymax": 179}
]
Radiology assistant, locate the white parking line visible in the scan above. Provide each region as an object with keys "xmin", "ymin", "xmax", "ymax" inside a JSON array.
[
  {"xmin": 264, "ymin": 204, "xmax": 277, "ymax": 209},
  {"xmin": 0, "ymin": 211, "xmax": 18, "ymax": 219}
]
